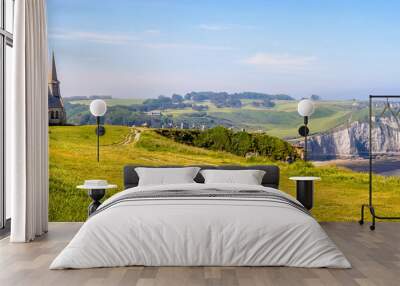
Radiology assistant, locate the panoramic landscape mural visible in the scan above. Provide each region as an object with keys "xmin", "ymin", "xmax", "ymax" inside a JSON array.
[{"xmin": 47, "ymin": 0, "xmax": 400, "ymax": 221}]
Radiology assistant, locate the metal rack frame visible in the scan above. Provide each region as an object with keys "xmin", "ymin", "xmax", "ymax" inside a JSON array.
[{"xmin": 359, "ymin": 95, "xmax": 400, "ymax": 230}]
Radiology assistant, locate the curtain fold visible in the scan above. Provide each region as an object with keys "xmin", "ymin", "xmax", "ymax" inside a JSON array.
[{"xmin": 9, "ymin": 0, "xmax": 49, "ymax": 242}]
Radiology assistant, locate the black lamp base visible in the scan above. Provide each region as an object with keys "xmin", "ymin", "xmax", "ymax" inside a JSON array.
[{"xmin": 88, "ymin": 189, "xmax": 105, "ymax": 216}]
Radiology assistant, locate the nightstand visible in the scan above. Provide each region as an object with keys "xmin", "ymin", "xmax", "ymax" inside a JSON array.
[
  {"xmin": 289, "ymin": 177, "xmax": 321, "ymax": 210},
  {"xmin": 77, "ymin": 183, "xmax": 117, "ymax": 216}
]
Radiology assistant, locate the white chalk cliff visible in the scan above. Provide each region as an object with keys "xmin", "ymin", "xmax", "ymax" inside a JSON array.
[{"xmin": 308, "ymin": 117, "xmax": 400, "ymax": 159}]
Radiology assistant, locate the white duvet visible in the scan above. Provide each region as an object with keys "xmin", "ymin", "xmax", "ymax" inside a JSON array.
[{"xmin": 50, "ymin": 183, "xmax": 351, "ymax": 269}]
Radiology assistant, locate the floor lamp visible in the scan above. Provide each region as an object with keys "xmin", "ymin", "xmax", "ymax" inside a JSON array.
[
  {"xmin": 90, "ymin": 99, "xmax": 107, "ymax": 162},
  {"xmin": 297, "ymin": 99, "xmax": 315, "ymax": 161}
]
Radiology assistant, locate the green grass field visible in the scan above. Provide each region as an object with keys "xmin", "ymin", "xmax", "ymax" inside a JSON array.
[{"xmin": 49, "ymin": 125, "xmax": 400, "ymax": 222}]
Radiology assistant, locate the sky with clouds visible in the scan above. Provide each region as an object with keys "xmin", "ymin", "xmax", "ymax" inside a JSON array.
[{"xmin": 47, "ymin": 0, "xmax": 400, "ymax": 100}]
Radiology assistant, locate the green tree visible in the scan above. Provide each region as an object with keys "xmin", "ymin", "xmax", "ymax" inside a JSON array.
[
  {"xmin": 194, "ymin": 126, "xmax": 232, "ymax": 151},
  {"xmin": 230, "ymin": 131, "xmax": 253, "ymax": 156}
]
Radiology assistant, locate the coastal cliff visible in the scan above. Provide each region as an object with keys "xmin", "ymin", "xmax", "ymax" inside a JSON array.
[{"xmin": 308, "ymin": 117, "xmax": 400, "ymax": 159}]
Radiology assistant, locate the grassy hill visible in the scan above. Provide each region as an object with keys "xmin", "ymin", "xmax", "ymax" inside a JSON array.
[
  {"xmin": 50, "ymin": 125, "xmax": 400, "ymax": 222},
  {"xmin": 65, "ymin": 98, "xmax": 368, "ymax": 138}
]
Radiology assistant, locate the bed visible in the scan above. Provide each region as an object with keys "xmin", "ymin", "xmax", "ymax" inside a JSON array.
[{"xmin": 50, "ymin": 165, "xmax": 351, "ymax": 269}]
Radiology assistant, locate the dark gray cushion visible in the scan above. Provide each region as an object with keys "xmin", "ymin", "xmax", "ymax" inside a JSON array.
[{"xmin": 124, "ymin": 165, "xmax": 280, "ymax": 190}]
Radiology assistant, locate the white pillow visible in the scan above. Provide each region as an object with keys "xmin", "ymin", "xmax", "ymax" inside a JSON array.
[
  {"xmin": 135, "ymin": 167, "xmax": 200, "ymax": 186},
  {"xmin": 200, "ymin": 169, "xmax": 266, "ymax": 185}
]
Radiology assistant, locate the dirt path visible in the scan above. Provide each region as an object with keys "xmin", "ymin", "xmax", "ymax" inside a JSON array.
[
  {"xmin": 133, "ymin": 129, "xmax": 141, "ymax": 144},
  {"xmin": 103, "ymin": 127, "xmax": 136, "ymax": 146},
  {"xmin": 122, "ymin": 128, "xmax": 136, "ymax": 145}
]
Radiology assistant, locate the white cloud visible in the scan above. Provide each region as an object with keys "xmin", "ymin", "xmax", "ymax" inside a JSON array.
[
  {"xmin": 49, "ymin": 30, "xmax": 138, "ymax": 45},
  {"xmin": 242, "ymin": 53, "xmax": 317, "ymax": 70},
  {"xmin": 49, "ymin": 29, "xmax": 231, "ymax": 51}
]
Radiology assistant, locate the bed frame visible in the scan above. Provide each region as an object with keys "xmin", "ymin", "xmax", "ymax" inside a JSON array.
[{"xmin": 124, "ymin": 165, "xmax": 280, "ymax": 190}]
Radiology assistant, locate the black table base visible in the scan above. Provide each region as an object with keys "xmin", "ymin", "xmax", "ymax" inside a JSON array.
[
  {"xmin": 296, "ymin": 181, "xmax": 314, "ymax": 210},
  {"xmin": 88, "ymin": 189, "xmax": 105, "ymax": 216}
]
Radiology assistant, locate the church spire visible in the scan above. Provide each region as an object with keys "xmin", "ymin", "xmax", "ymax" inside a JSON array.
[
  {"xmin": 48, "ymin": 51, "xmax": 61, "ymax": 98},
  {"xmin": 49, "ymin": 51, "xmax": 59, "ymax": 83}
]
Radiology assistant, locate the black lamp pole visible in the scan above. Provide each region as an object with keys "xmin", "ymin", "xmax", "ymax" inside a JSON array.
[
  {"xmin": 304, "ymin": 116, "xmax": 308, "ymax": 162},
  {"xmin": 298, "ymin": 116, "xmax": 310, "ymax": 162},
  {"xmin": 96, "ymin": 116, "xmax": 100, "ymax": 162}
]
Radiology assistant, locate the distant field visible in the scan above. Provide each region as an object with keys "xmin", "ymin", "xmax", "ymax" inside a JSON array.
[
  {"xmin": 49, "ymin": 125, "xmax": 400, "ymax": 222},
  {"xmin": 147, "ymin": 99, "xmax": 368, "ymax": 137},
  {"xmin": 207, "ymin": 101, "xmax": 363, "ymax": 137},
  {"xmin": 65, "ymin": 98, "xmax": 369, "ymax": 138}
]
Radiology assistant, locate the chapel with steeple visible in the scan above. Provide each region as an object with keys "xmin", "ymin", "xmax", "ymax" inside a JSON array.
[{"xmin": 48, "ymin": 52, "xmax": 66, "ymax": 125}]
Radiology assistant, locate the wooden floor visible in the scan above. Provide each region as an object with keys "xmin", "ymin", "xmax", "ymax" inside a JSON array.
[{"xmin": 0, "ymin": 222, "xmax": 399, "ymax": 286}]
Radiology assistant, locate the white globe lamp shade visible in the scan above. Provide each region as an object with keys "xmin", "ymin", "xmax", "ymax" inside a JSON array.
[
  {"xmin": 297, "ymin": 99, "xmax": 315, "ymax": 117},
  {"xmin": 90, "ymin": 99, "xmax": 107, "ymax": 117}
]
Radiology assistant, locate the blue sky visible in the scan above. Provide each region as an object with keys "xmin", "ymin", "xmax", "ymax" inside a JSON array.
[{"xmin": 47, "ymin": 0, "xmax": 400, "ymax": 100}]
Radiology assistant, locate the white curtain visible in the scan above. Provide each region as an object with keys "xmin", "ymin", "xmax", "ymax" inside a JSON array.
[{"xmin": 8, "ymin": 0, "xmax": 49, "ymax": 242}]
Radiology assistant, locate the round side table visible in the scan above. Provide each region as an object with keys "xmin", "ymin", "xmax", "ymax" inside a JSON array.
[
  {"xmin": 289, "ymin": 177, "xmax": 321, "ymax": 210},
  {"xmin": 77, "ymin": 184, "xmax": 117, "ymax": 216}
]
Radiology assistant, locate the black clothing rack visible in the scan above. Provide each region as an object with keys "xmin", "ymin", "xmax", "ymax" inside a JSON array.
[{"xmin": 359, "ymin": 95, "xmax": 400, "ymax": 230}]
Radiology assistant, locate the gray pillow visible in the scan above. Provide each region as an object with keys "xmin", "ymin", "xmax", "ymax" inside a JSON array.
[
  {"xmin": 135, "ymin": 167, "xmax": 201, "ymax": 186},
  {"xmin": 200, "ymin": 169, "xmax": 266, "ymax": 185}
]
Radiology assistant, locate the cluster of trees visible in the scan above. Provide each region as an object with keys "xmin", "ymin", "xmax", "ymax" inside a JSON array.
[
  {"xmin": 231, "ymin": 92, "xmax": 294, "ymax": 101},
  {"xmin": 141, "ymin": 95, "xmax": 191, "ymax": 111},
  {"xmin": 156, "ymin": 126, "xmax": 300, "ymax": 162},
  {"xmin": 191, "ymin": 104, "xmax": 209, "ymax": 111},
  {"xmin": 310, "ymin": 94, "xmax": 321, "ymax": 101},
  {"xmin": 184, "ymin": 91, "xmax": 294, "ymax": 102},
  {"xmin": 251, "ymin": 99, "xmax": 275, "ymax": 108},
  {"xmin": 141, "ymin": 93, "xmax": 241, "ymax": 110},
  {"xmin": 183, "ymin": 92, "xmax": 241, "ymax": 108},
  {"xmin": 136, "ymin": 95, "xmax": 208, "ymax": 112},
  {"xmin": 182, "ymin": 91, "xmax": 293, "ymax": 108}
]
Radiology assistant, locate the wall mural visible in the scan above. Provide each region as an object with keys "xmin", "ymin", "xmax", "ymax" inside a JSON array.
[{"xmin": 46, "ymin": 0, "xmax": 400, "ymax": 222}]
